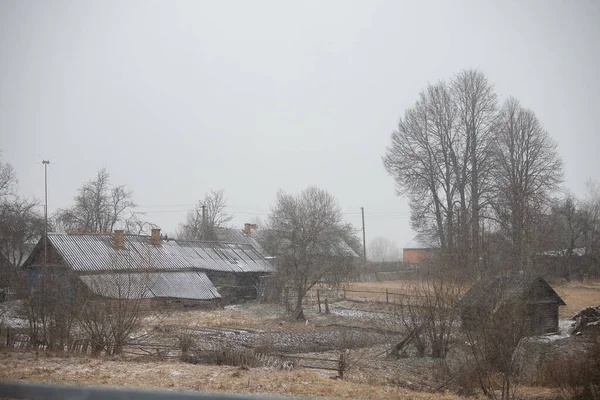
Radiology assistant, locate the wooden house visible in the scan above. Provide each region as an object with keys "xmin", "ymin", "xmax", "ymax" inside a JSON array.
[
  {"xmin": 22, "ymin": 228, "xmax": 274, "ymax": 305},
  {"xmin": 459, "ymin": 275, "xmax": 566, "ymax": 336}
]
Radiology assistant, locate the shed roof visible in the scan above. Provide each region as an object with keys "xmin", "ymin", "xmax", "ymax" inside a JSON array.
[
  {"xmin": 26, "ymin": 233, "xmax": 274, "ymax": 274},
  {"xmin": 459, "ymin": 275, "xmax": 566, "ymax": 311},
  {"xmin": 79, "ymin": 271, "xmax": 221, "ymax": 300}
]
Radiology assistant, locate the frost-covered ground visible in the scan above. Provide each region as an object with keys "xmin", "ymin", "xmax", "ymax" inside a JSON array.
[{"xmin": 0, "ymin": 300, "xmax": 27, "ymax": 329}]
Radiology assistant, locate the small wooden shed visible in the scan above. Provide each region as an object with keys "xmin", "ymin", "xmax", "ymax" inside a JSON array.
[{"xmin": 459, "ymin": 275, "xmax": 566, "ymax": 336}]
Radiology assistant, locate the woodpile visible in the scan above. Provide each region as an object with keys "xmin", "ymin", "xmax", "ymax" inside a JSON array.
[{"xmin": 571, "ymin": 306, "xmax": 600, "ymax": 335}]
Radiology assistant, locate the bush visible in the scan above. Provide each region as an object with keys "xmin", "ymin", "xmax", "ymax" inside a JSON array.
[{"xmin": 541, "ymin": 337, "xmax": 600, "ymax": 399}]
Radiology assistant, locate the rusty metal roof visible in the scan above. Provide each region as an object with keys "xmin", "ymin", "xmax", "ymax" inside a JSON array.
[
  {"xmin": 44, "ymin": 233, "xmax": 274, "ymax": 274},
  {"xmin": 79, "ymin": 271, "xmax": 221, "ymax": 300}
]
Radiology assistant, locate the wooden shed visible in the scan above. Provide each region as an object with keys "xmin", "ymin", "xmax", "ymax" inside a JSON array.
[{"xmin": 459, "ymin": 275, "xmax": 566, "ymax": 336}]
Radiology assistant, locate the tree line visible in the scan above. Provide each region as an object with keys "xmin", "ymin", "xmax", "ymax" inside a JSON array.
[{"xmin": 384, "ymin": 69, "xmax": 598, "ymax": 278}]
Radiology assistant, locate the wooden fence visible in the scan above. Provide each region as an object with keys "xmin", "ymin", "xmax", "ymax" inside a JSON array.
[{"xmin": 312, "ymin": 287, "xmax": 425, "ymax": 312}]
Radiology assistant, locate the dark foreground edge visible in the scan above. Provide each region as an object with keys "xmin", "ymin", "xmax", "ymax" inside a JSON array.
[{"xmin": 0, "ymin": 381, "xmax": 311, "ymax": 400}]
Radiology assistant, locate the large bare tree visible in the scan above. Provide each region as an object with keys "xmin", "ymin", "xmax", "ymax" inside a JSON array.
[
  {"xmin": 263, "ymin": 187, "xmax": 359, "ymax": 320},
  {"xmin": 383, "ymin": 81, "xmax": 456, "ymax": 250},
  {"xmin": 384, "ymin": 78, "xmax": 478, "ymax": 268},
  {"xmin": 452, "ymin": 70, "xmax": 498, "ymax": 269},
  {"xmin": 177, "ymin": 189, "xmax": 233, "ymax": 241},
  {"xmin": 492, "ymin": 97, "xmax": 563, "ymax": 270},
  {"xmin": 55, "ymin": 168, "xmax": 136, "ymax": 233}
]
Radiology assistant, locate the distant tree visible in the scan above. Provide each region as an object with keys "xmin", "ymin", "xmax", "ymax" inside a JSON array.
[
  {"xmin": 55, "ymin": 168, "xmax": 136, "ymax": 233},
  {"xmin": 0, "ymin": 152, "xmax": 16, "ymax": 201},
  {"xmin": 0, "ymin": 197, "xmax": 45, "ymax": 267},
  {"xmin": 491, "ymin": 98, "xmax": 563, "ymax": 270},
  {"xmin": 368, "ymin": 236, "xmax": 401, "ymax": 262},
  {"xmin": 177, "ymin": 189, "xmax": 233, "ymax": 241},
  {"xmin": 581, "ymin": 181, "xmax": 600, "ymax": 262},
  {"xmin": 263, "ymin": 187, "xmax": 359, "ymax": 320},
  {"xmin": 0, "ymin": 154, "xmax": 45, "ymax": 288},
  {"xmin": 124, "ymin": 212, "xmax": 159, "ymax": 235}
]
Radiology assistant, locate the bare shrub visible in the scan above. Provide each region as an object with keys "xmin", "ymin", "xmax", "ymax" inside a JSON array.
[
  {"xmin": 463, "ymin": 297, "xmax": 529, "ymax": 400},
  {"xmin": 22, "ymin": 270, "xmax": 78, "ymax": 350},
  {"xmin": 335, "ymin": 328, "xmax": 369, "ymax": 379},
  {"xmin": 399, "ymin": 261, "xmax": 464, "ymax": 358},
  {"xmin": 540, "ymin": 337, "xmax": 600, "ymax": 399},
  {"xmin": 177, "ymin": 331, "xmax": 195, "ymax": 358},
  {"xmin": 77, "ymin": 272, "xmax": 151, "ymax": 356},
  {"xmin": 183, "ymin": 344, "xmax": 262, "ymax": 368}
]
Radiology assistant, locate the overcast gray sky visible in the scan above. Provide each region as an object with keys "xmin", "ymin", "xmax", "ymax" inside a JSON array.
[{"xmin": 1, "ymin": 0, "xmax": 599, "ymax": 251}]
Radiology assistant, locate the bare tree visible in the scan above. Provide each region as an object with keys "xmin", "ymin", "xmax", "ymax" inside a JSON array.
[
  {"xmin": 491, "ymin": 98, "xmax": 563, "ymax": 270},
  {"xmin": 177, "ymin": 189, "xmax": 233, "ymax": 240},
  {"xmin": 124, "ymin": 212, "xmax": 159, "ymax": 235},
  {"xmin": 0, "ymin": 197, "xmax": 45, "ymax": 267},
  {"xmin": 383, "ymin": 81, "xmax": 462, "ymax": 253},
  {"xmin": 263, "ymin": 187, "xmax": 359, "ymax": 320},
  {"xmin": 55, "ymin": 168, "xmax": 136, "ymax": 233},
  {"xmin": 580, "ymin": 181, "xmax": 600, "ymax": 264},
  {"xmin": 0, "ymin": 153, "xmax": 16, "ymax": 201},
  {"xmin": 368, "ymin": 236, "xmax": 401, "ymax": 262},
  {"xmin": 0, "ymin": 155, "xmax": 45, "ymax": 288},
  {"xmin": 452, "ymin": 70, "xmax": 498, "ymax": 269}
]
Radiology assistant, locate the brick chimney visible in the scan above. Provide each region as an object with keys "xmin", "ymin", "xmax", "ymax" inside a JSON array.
[
  {"xmin": 151, "ymin": 228, "xmax": 161, "ymax": 246},
  {"xmin": 243, "ymin": 223, "xmax": 258, "ymax": 236},
  {"xmin": 114, "ymin": 230, "xmax": 124, "ymax": 249}
]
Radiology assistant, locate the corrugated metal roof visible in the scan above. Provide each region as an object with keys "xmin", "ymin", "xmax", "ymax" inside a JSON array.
[
  {"xmin": 214, "ymin": 227, "xmax": 268, "ymax": 256},
  {"xmin": 79, "ymin": 271, "xmax": 221, "ymax": 300},
  {"xmin": 45, "ymin": 233, "xmax": 274, "ymax": 274}
]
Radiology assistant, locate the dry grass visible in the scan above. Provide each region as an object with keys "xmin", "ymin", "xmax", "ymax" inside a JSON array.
[
  {"xmin": 160, "ymin": 309, "xmax": 265, "ymax": 330},
  {"xmin": 158, "ymin": 304, "xmax": 287, "ymax": 330},
  {"xmin": 553, "ymin": 281, "xmax": 600, "ymax": 317},
  {"xmin": 0, "ymin": 350, "xmax": 465, "ymax": 400},
  {"xmin": 342, "ymin": 281, "xmax": 467, "ymax": 304},
  {"xmin": 345, "ymin": 280, "xmax": 600, "ymax": 318}
]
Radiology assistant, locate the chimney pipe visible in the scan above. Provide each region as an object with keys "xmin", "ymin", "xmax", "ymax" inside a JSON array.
[
  {"xmin": 243, "ymin": 223, "xmax": 258, "ymax": 236},
  {"xmin": 114, "ymin": 230, "xmax": 124, "ymax": 249},
  {"xmin": 151, "ymin": 228, "xmax": 161, "ymax": 246}
]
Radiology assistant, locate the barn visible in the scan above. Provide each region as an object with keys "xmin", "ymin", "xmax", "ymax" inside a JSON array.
[
  {"xmin": 459, "ymin": 275, "xmax": 566, "ymax": 336},
  {"xmin": 22, "ymin": 228, "xmax": 274, "ymax": 304}
]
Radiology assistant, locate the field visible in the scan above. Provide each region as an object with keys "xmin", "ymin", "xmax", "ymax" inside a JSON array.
[
  {"xmin": 552, "ymin": 280, "xmax": 600, "ymax": 317},
  {"xmin": 1, "ymin": 279, "xmax": 599, "ymax": 399},
  {"xmin": 344, "ymin": 280, "xmax": 600, "ymax": 318}
]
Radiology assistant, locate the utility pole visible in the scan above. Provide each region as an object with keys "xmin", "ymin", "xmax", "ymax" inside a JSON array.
[
  {"xmin": 201, "ymin": 204, "xmax": 206, "ymax": 241},
  {"xmin": 361, "ymin": 207, "xmax": 366, "ymax": 268},
  {"xmin": 42, "ymin": 160, "xmax": 50, "ymax": 267}
]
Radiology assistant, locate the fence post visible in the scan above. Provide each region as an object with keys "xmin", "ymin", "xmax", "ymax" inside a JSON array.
[
  {"xmin": 325, "ymin": 298, "xmax": 329, "ymax": 314},
  {"xmin": 386, "ymin": 289, "xmax": 389, "ymax": 304},
  {"xmin": 343, "ymin": 288, "xmax": 346, "ymax": 300},
  {"xmin": 317, "ymin": 289, "xmax": 321, "ymax": 313}
]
